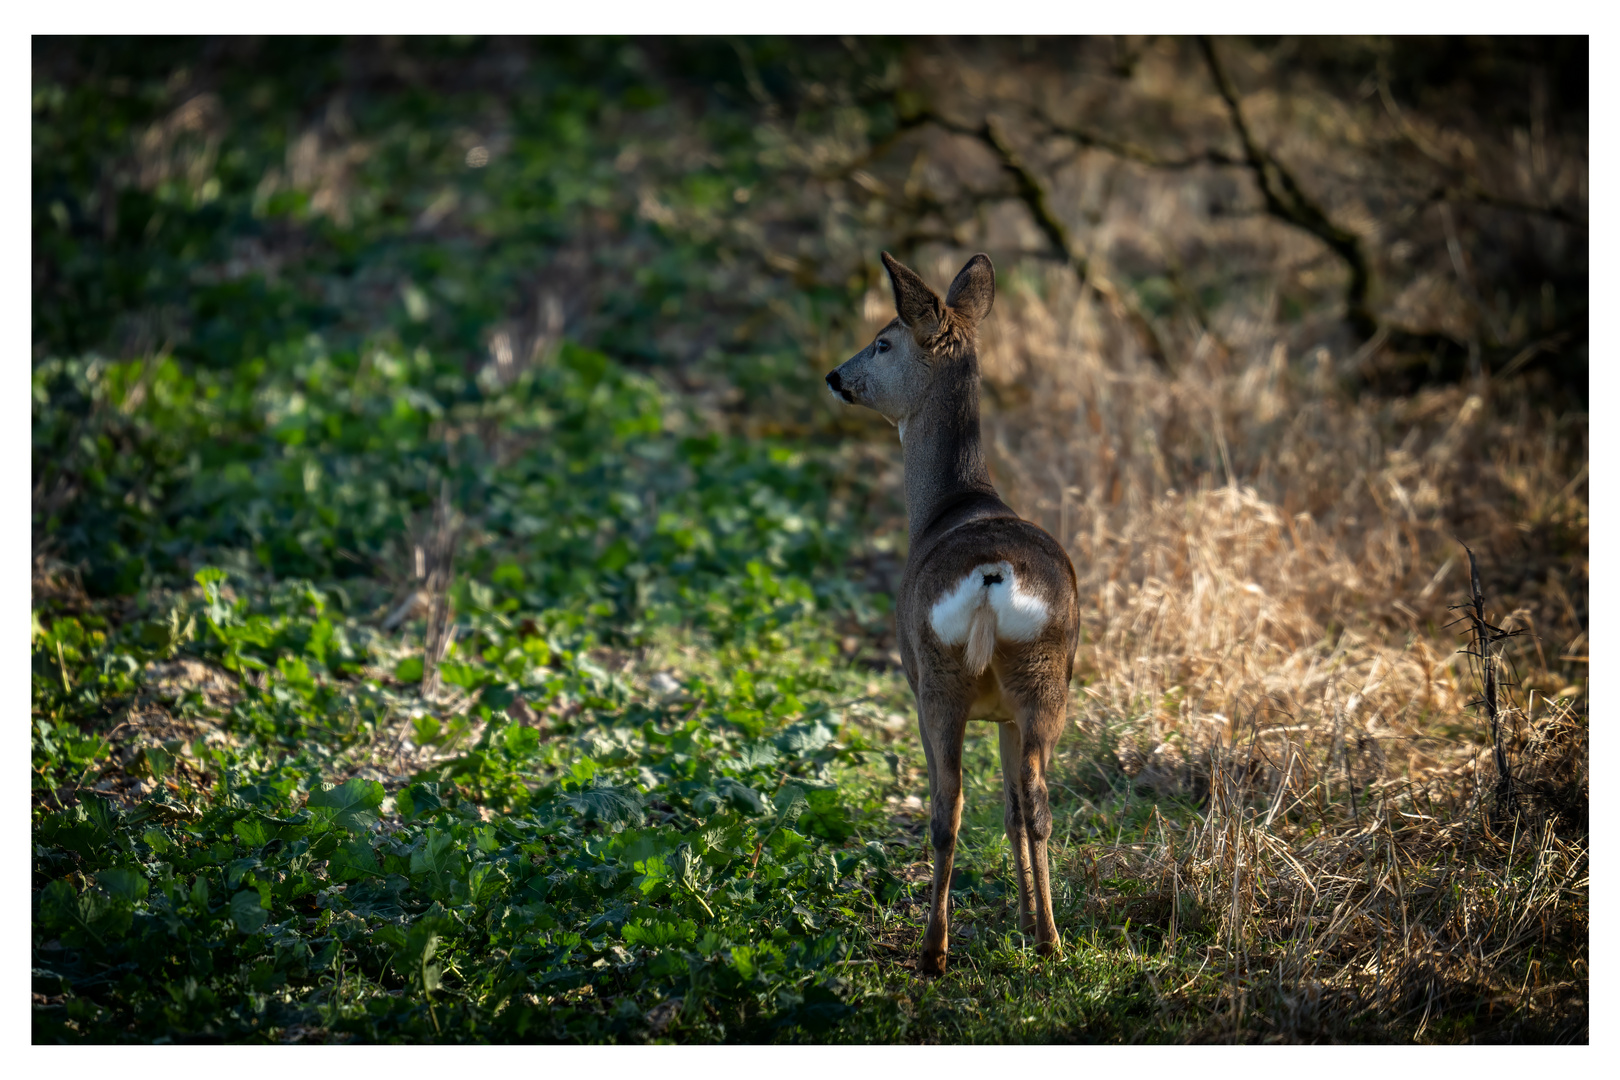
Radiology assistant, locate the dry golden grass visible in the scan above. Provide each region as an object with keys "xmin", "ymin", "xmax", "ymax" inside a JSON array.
[
  {"xmin": 823, "ymin": 43, "xmax": 1587, "ymax": 1023},
  {"xmin": 936, "ymin": 266, "xmax": 1589, "ymax": 1040},
  {"xmin": 829, "ymin": 257, "xmax": 1585, "ymax": 1037}
]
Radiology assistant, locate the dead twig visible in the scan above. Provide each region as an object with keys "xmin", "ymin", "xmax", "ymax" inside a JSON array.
[
  {"xmin": 419, "ymin": 479, "xmax": 461, "ymax": 701},
  {"xmin": 1452, "ymin": 545, "xmax": 1524, "ymax": 819}
]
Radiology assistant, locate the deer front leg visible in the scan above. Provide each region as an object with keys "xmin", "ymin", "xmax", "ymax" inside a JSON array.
[
  {"xmin": 998, "ymin": 720, "xmax": 1036, "ymax": 935},
  {"xmin": 918, "ymin": 692, "xmax": 968, "ymax": 977}
]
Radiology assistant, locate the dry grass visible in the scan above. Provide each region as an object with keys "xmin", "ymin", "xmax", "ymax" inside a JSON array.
[
  {"xmin": 790, "ymin": 37, "xmax": 1587, "ymax": 1037},
  {"xmin": 824, "ymin": 55, "xmax": 1588, "ymax": 1017},
  {"xmin": 826, "ymin": 258, "xmax": 1586, "ymax": 1038},
  {"xmin": 1069, "ymin": 774, "xmax": 1589, "ymax": 1041},
  {"xmin": 896, "ymin": 262, "xmax": 1590, "ymax": 1041}
]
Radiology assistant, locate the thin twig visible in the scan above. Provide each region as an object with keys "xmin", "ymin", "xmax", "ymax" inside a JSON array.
[{"xmin": 419, "ymin": 479, "xmax": 461, "ymax": 701}]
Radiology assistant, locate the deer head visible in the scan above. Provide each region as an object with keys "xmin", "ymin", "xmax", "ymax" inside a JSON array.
[{"xmin": 825, "ymin": 251, "xmax": 996, "ymax": 428}]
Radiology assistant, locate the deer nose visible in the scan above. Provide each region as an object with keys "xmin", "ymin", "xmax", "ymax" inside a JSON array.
[{"xmin": 825, "ymin": 369, "xmax": 843, "ymax": 392}]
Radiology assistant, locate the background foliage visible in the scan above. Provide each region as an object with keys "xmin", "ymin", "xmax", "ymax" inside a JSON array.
[{"xmin": 33, "ymin": 36, "xmax": 1586, "ymax": 1043}]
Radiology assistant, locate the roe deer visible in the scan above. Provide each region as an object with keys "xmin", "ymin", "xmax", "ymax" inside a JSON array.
[{"xmin": 827, "ymin": 252, "xmax": 1080, "ymax": 976}]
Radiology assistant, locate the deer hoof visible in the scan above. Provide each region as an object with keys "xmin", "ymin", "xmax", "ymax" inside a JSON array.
[
  {"xmin": 919, "ymin": 949, "xmax": 948, "ymax": 977},
  {"xmin": 1035, "ymin": 938, "xmax": 1059, "ymax": 958}
]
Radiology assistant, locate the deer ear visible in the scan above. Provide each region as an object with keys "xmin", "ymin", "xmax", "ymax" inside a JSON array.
[
  {"xmin": 882, "ymin": 251, "xmax": 944, "ymax": 339},
  {"xmin": 945, "ymin": 253, "xmax": 995, "ymax": 325}
]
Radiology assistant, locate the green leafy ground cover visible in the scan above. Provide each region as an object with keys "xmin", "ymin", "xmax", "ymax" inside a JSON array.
[
  {"xmin": 32, "ymin": 333, "xmax": 903, "ymax": 1040},
  {"xmin": 29, "ymin": 41, "xmax": 1198, "ymax": 1040},
  {"xmin": 33, "ymin": 329, "xmax": 1190, "ymax": 1043},
  {"xmin": 31, "ymin": 40, "xmax": 918, "ymax": 1040}
]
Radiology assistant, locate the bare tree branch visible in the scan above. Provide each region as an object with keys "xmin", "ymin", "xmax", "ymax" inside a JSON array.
[
  {"xmin": 1380, "ymin": 75, "xmax": 1587, "ymax": 230},
  {"xmin": 910, "ymin": 108, "xmax": 1169, "ymax": 367},
  {"xmin": 979, "ymin": 117, "xmax": 1085, "ymax": 276},
  {"xmin": 1426, "ymin": 183, "xmax": 1588, "ymax": 230},
  {"xmin": 1198, "ymin": 37, "xmax": 1377, "ymax": 341},
  {"xmin": 982, "ymin": 116, "xmax": 1171, "ymax": 367},
  {"xmin": 1034, "ymin": 114, "xmax": 1244, "ymax": 172}
]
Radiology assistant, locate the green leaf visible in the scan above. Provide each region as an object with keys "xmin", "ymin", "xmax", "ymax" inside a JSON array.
[
  {"xmin": 776, "ymin": 719, "xmax": 836, "ymax": 757},
  {"xmin": 393, "ymin": 656, "xmax": 424, "ymax": 684},
  {"xmin": 311, "ymin": 940, "xmax": 340, "ymax": 972},
  {"xmin": 328, "ymin": 837, "xmax": 382, "ymax": 883},
  {"xmin": 780, "ymin": 979, "xmax": 853, "ymax": 1033},
  {"xmin": 194, "ymin": 567, "xmax": 227, "ymax": 589},
  {"xmin": 502, "ymin": 723, "xmax": 540, "ymax": 760},
  {"xmin": 371, "ymin": 925, "xmax": 407, "ymax": 949},
  {"xmin": 623, "ymin": 916, "xmax": 697, "ymax": 948},
  {"xmin": 715, "ymin": 778, "xmax": 765, "ymax": 814},
  {"xmin": 560, "ymin": 783, "xmax": 646, "ymax": 826},
  {"xmin": 773, "ymin": 784, "xmax": 809, "ymax": 824},
  {"xmin": 729, "ymin": 942, "xmax": 782, "ymax": 981},
  {"xmin": 398, "ymin": 781, "xmax": 442, "ymax": 821},
  {"xmin": 230, "ymin": 889, "xmax": 269, "ymax": 934},
  {"xmin": 136, "ymin": 745, "xmax": 173, "ymax": 781},
  {"xmin": 277, "ymin": 654, "xmax": 315, "ymax": 690},
  {"xmin": 96, "ymin": 867, "xmax": 149, "ymax": 903},
  {"xmin": 411, "ymin": 714, "xmax": 442, "ymax": 746},
  {"xmin": 597, "ymin": 537, "xmax": 634, "ymax": 573},
  {"xmin": 38, "ymin": 879, "xmax": 78, "ymax": 933},
  {"xmin": 767, "ymin": 826, "xmax": 808, "ymax": 860},
  {"xmin": 872, "ymin": 868, "xmax": 903, "ymax": 905},
  {"xmin": 233, "ymin": 816, "xmax": 271, "ymax": 848},
  {"xmin": 386, "ymin": 915, "xmax": 451, "ymax": 996},
  {"xmin": 797, "ymin": 787, "xmax": 854, "ymax": 842},
  {"xmin": 439, "ymin": 661, "xmax": 484, "ymax": 690},
  {"xmin": 410, "ymin": 827, "xmax": 458, "ymax": 878},
  {"xmin": 466, "ymin": 861, "xmax": 496, "ymax": 902},
  {"xmin": 477, "ymin": 683, "xmax": 515, "ymax": 714},
  {"xmin": 41, "ymin": 876, "xmax": 131, "ymax": 944},
  {"xmin": 633, "ymin": 854, "xmax": 670, "ymax": 896},
  {"xmin": 731, "ymin": 741, "xmax": 780, "ymax": 771},
  {"xmin": 791, "ymin": 902, "xmax": 820, "ymax": 932},
  {"xmin": 409, "ymin": 828, "xmax": 463, "ymax": 900},
  {"xmin": 195, "ymin": 567, "xmax": 232, "ymax": 625},
  {"xmin": 306, "ymin": 778, "xmax": 385, "ymax": 833},
  {"xmin": 226, "ymin": 857, "xmax": 260, "ymax": 890}
]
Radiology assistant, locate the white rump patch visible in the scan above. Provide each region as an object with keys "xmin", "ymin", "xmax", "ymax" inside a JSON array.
[{"xmin": 927, "ymin": 561, "xmax": 1050, "ymax": 650}]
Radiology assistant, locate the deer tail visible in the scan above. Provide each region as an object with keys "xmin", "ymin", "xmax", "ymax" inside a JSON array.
[{"xmin": 964, "ymin": 602, "xmax": 996, "ymax": 677}]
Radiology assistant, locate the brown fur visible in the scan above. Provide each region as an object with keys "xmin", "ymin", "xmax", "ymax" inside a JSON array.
[{"xmin": 829, "ymin": 252, "xmax": 1081, "ymax": 976}]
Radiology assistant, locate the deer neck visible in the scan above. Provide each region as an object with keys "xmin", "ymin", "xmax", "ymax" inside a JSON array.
[{"xmin": 900, "ymin": 356, "xmax": 998, "ymax": 548}]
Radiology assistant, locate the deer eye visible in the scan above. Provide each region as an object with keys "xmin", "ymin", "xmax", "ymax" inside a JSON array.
[{"xmin": 876, "ymin": 339, "xmax": 891, "ymax": 353}]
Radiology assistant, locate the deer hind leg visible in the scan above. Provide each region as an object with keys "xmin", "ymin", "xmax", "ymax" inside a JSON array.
[
  {"xmin": 1016, "ymin": 692, "xmax": 1066, "ymax": 957},
  {"xmin": 997, "ymin": 720, "xmax": 1036, "ymax": 934},
  {"xmin": 917, "ymin": 684, "xmax": 969, "ymax": 977}
]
